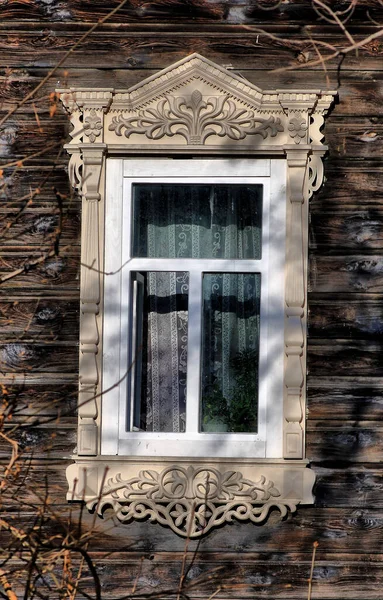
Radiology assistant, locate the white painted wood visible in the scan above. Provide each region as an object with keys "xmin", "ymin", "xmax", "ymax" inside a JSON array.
[
  {"xmin": 124, "ymin": 159, "xmax": 271, "ymax": 178},
  {"xmin": 101, "ymin": 158, "xmax": 123, "ymax": 455},
  {"xmin": 185, "ymin": 270, "xmax": 202, "ymax": 434},
  {"xmin": 118, "ymin": 434, "xmax": 266, "ymax": 458},
  {"xmin": 265, "ymin": 160, "xmax": 287, "ymax": 458},
  {"xmin": 100, "ymin": 157, "xmax": 289, "ymax": 458}
]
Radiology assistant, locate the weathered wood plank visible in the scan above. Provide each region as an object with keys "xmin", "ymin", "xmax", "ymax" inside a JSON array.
[
  {"xmin": 308, "ymin": 377, "xmax": 383, "ymax": 421},
  {"xmin": 309, "ymin": 256, "xmax": 383, "ymax": 293},
  {"xmin": 0, "ymin": 210, "xmax": 80, "ymax": 247},
  {"xmin": 308, "ymin": 339, "xmax": 383, "ymax": 376},
  {"xmin": 3, "ymin": 506, "xmax": 383, "ymax": 555},
  {"xmin": 308, "ymin": 298, "xmax": 383, "ymax": 338},
  {"xmin": 310, "ymin": 210, "xmax": 383, "ymax": 251},
  {"xmin": 0, "ymin": 422, "xmax": 75, "ymax": 457},
  {"xmin": 3, "ymin": 550, "xmax": 383, "ymax": 600},
  {"xmin": 315, "ymin": 467, "xmax": 383, "ymax": 508},
  {"xmin": 0, "ymin": 251, "xmax": 80, "ymax": 293},
  {"xmin": 0, "ymin": 167, "xmax": 76, "ymax": 210},
  {"xmin": 0, "ymin": 298, "xmax": 79, "ymax": 340},
  {"xmin": 0, "ymin": 1, "xmax": 382, "ymax": 25},
  {"xmin": 307, "ymin": 427, "xmax": 383, "ymax": 463},
  {"xmin": 1, "ymin": 30, "xmax": 382, "ymax": 71},
  {"xmin": 0, "ymin": 342, "xmax": 78, "ymax": 373},
  {"xmin": 0, "ymin": 382, "xmax": 77, "ymax": 422},
  {"xmin": 6, "ymin": 419, "xmax": 383, "ymax": 463},
  {"xmin": 312, "ymin": 163, "xmax": 383, "ymax": 208}
]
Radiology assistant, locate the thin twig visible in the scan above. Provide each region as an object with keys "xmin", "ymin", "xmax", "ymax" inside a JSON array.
[
  {"xmin": 177, "ymin": 504, "xmax": 196, "ymax": 600},
  {"xmin": 0, "ymin": 142, "xmax": 62, "ymax": 170},
  {"xmin": 307, "ymin": 541, "xmax": 318, "ymax": 600}
]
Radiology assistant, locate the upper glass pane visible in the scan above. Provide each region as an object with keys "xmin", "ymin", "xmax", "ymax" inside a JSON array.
[{"xmin": 132, "ymin": 183, "xmax": 262, "ymax": 259}]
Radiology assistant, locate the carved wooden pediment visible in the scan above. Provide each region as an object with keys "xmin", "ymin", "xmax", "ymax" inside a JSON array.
[{"xmin": 59, "ymin": 53, "xmax": 335, "ymax": 153}]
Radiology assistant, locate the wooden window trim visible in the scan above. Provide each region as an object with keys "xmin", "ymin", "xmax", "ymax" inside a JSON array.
[{"xmin": 58, "ymin": 53, "xmax": 336, "ymax": 537}]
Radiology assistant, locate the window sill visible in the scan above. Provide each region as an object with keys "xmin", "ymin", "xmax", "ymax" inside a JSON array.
[{"xmin": 67, "ymin": 457, "xmax": 315, "ymax": 537}]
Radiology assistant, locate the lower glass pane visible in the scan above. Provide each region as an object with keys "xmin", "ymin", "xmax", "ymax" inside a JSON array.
[
  {"xmin": 201, "ymin": 273, "xmax": 261, "ymax": 433},
  {"xmin": 132, "ymin": 271, "xmax": 189, "ymax": 433}
]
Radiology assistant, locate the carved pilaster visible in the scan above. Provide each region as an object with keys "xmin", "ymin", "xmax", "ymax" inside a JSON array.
[
  {"xmin": 78, "ymin": 146, "xmax": 105, "ymax": 455},
  {"xmin": 284, "ymin": 150, "xmax": 309, "ymax": 459}
]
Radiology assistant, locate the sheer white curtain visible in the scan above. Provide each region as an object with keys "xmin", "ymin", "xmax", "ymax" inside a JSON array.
[{"xmin": 133, "ymin": 184, "xmax": 262, "ymax": 433}]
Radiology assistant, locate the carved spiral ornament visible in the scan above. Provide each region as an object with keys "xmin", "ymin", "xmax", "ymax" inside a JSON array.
[{"xmin": 87, "ymin": 466, "xmax": 297, "ymax": 537}]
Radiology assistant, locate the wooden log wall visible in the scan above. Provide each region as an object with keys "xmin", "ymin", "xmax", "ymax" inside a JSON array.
[{"xmin": 1, "ymin": 1, "xmax": 383, "ymax": 598}]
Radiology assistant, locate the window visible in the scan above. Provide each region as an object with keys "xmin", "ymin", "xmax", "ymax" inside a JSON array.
[
  {"xmin": 103, "ymin": 160, "xmax": 285, "ymax": 458},
  {"xmin": 59, "ymin": 53, "xmax": 335, "ymax": 536}
]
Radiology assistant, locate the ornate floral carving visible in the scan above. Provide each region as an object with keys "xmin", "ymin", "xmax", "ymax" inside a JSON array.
[
  {"xmin": 87, "ymin": 466, "xmax": 296, "ymax": 537},
  {"xmin": 84, "ymin": 109, "xmax": 103, "ymax": 143},
  {"xmin": 288, "ymin": 115, "xmax": 308, "ymax": 144},
  {"xmin": 109, "ymin": 90, "xmax": 284, "ymax": 145}
]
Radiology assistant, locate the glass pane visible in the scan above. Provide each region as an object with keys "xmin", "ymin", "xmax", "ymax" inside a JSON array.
[
  {"xmin": 132, "ymin": 271, "xmax": 189, "ymax": 433},
  {"xmin": 132, "ymin": 184, "xmax": 262, "ymax": 259},
  {"xmin": 201, "ymin": 273, "xmax": 260, "ymax": 433}
]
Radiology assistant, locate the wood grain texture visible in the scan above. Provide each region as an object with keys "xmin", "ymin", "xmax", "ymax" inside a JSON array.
[
  {"xmin": 3, "ymin": 506, "xmax": 383, "ymax": 554},
  {"xmin": 309, "ymin": 255, "xmax": 383, "ymax": 293},
  {"xmin": 0, "ymin": 210, "xmax": 80, "ymax": 248},
  {"xmin": 0, "ymin": 298, "xmax": 79, "ymax": 340},
  {"xmin": 308, "ymin": 377, "xmax": 383, "ymax": 420},
  {"xmin": 0, "ymin": 342, "xmax": 78, "ymax": 373},
  {"xmin": 1, "ymin": 3, "xmax": 383, "ymax": 592},
  {"xmin": 0, "ymin": 251, "xmax": 80, "ymax": 293},
  {"xmin": 0, "ymin": 0, "xmax": 382, "ymax": 26},
  {"xmin": 308, "ymin": 339, "xmax": 383, "ymax": 376},
  {"xmin": 311, "ymin": 162, "xmax": 383, "ymax": 208},
  {"xmin": 1, "ymin": 28, "xmax": 383, "ymax": 71},
  {"xmin": 309, "ymin": 297, "xmax": 383, "ymax": 338},
  {"xmin": 310, "ymin": 211, "xmax": 383, "ymax": 252}
]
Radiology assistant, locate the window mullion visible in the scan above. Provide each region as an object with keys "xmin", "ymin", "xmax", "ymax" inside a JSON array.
[{"xmin": 185, "ymin": 268, "xmax": 203, "ymax": 434}]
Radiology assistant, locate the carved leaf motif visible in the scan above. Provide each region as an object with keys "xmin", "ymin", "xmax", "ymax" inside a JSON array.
[
  {"xmin": 93, "ymin": 466, "xmax": 292, "ymax": 537},
  {"xmin": 109, "ymin": 92, "xmax": 284, "ymax": 145},
  {"xmin": 191, "ymin": 90, "xmax": 203, "ymax": 107}
]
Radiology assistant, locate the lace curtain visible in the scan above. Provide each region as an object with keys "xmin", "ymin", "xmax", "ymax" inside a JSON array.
[{"xmin": 133, "ymin": 184, "xmax": 262, "ymax": 433}]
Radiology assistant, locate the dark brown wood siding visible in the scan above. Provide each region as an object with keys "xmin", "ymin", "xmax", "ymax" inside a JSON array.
[{"xmin": 1, "ymin": 2, "xmax": 383, "ymax": 598}]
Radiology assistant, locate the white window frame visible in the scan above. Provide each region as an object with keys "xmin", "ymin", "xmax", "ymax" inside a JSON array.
[
  {"xmin": 58, "ymin": 53, "xmax": 336, "ymax": 537},
  {"xmin": 102, "ymin": 159, "xmax": 286, "ymax": 458}
]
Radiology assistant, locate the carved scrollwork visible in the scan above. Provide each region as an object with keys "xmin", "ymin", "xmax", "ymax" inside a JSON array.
[
  {"xmin": 87, "ymin": 466, "xmax": 296, "ymax": 537},
  {"xmin": 67, "ymin": 152, "xmax": 83, "ymax": 192},
  {"xmin": 109, "ymin": 90, "xmax": 284, "ymax": 145},
  {"xmin": 305, "ymin": 153, "xmax": 324, "ymax": 200}
]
